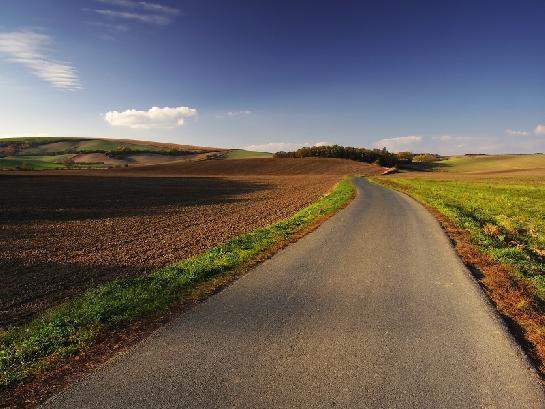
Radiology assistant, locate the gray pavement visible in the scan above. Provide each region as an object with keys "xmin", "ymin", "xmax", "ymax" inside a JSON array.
[{"xmin": 44, "ymin": 178, "xmax": 545, "ymax": 408}]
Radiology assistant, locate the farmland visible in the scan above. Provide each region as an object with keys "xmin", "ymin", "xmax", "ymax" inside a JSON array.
[
  {"xmin": 222, "ymin": 149, "xmax": 273, "ymax": 159},
  {"xmin": 0, "ymin": 137, "xmax": 275, "ymax": 170},
  {"xmin": 0, "ymin": 157, "xmax": 380, "ymax": 329},
  {"xmin": 0, "ymin": 155, "xmax": 368, "ymax": 394},
  {"xmin": 437, "ymin": 154, "xmax": 545, "ymax": 175}
]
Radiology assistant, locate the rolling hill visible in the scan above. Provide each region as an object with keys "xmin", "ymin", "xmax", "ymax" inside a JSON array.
[{"xmin": 0, "ymin": 137, "xmax": 270, "ymax": 170}]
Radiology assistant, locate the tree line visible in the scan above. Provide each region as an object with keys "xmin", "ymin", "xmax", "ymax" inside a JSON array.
[{"xmin": 273, "ymin": 145, "xmax": 438, "ymax": 167}]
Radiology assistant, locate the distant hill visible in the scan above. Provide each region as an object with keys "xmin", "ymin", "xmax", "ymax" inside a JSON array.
[
  {"xmin": 0, "ymin": 137, "xmax": 270, "ymax": 170},
  {"xmin": 436, "ymin": 154, "xmax": 545, "ymax": 175},
  {"xmin": 222, "ymin": 149, "xmax": 273, "ymax": 159}
]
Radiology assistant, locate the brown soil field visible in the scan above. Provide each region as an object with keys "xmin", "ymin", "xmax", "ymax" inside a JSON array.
[
  {"xmin": 1, "ymin": 158, "xmax": 381, "ymax": 328},
  {"xmin": 72, "ymin": 152, "xmax": 206, "ymax": 166},
  {"xmin": 110, "ymin": 157, "xmax": 384, "ymax": 176}
]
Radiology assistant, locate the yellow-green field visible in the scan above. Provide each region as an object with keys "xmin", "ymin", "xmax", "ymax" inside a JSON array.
[
  {"xmin": 223, "ymin": 149, "xmax": 273, "ymax": 159},
  {"xmin": 375, "ymin": 154, "xmax": 545, "ymax": 294},
  {"xmin": 375, "ymin": 177, "xmax": 545, "ymax": 294},
  {"xmin": 373, "ymin": 153, "xmax": 545, "ymax": 369},
  {"xmin": 433, "ymin": 154, "xmax": 545, "ymax": 175}
]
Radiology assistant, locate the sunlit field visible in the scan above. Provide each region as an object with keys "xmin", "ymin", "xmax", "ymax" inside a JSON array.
[{"xmin": 374, "ymin": 176, "xmax": 545, "ymax": 298}]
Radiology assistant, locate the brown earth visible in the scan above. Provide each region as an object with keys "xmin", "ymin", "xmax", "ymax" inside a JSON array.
[
  {"xmin": 109, "ymin": 157, "xmax": 384, "ymax": 176},
  {"xmin": 2, "ymin": 157, "xmax": 382, "ymax": 177},
  {"xmin": 71, "ymin": 152, "xmax": 208, "ymax": 167},
  {"xmin": 1, "ymin": 158, "xmax": 382, "ymax": 328}
]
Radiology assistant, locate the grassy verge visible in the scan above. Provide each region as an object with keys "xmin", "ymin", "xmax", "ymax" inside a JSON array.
[
  {"xmin": 0, "ymin": 177, "xmax": 354, "ymax": 390},
  {"xmin": 371, "ymin": 176, "xmax": 545, "ymax": 369}
]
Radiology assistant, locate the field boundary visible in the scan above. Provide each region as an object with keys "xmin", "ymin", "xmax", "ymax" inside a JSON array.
[
  {"xmin": 370, "ymin": 177, "xmax": 545, "ymax": 377},
  {"xmin": 0, "ymin": 176, "xmax": 355, "ymax": 407}
]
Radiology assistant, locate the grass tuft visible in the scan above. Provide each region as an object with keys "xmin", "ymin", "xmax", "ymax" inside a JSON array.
[{"xmin": 0, "ymin": 177, "xmax": 354, "ymax": 390}]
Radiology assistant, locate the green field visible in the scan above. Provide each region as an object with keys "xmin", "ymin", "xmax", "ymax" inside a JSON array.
[
  {"xmin": 0, "ymin": 155, "xmax": 74, "ymax": 170},
  {"xmin": 0, "ymin": 155, "xmax": 109, "ymax": 170},
  {"xmin": 374, "ymin": 177, "xmax": 545, "ymax": 295},
  {"xmin": 372, "ymin": 153, "xmax": 545, "ymax": 371},
  {"xmin": 436, "ymin": 154, "xmax": 545, "ymax": 173},
  {"xmin": 224, "ymin": 149, "xmax": 273, "ymax": 159}
]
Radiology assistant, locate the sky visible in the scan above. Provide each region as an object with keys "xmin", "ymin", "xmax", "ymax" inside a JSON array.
[{"xmin": 0, "ymin": 0, "xmax": 544, "ymax": 154}]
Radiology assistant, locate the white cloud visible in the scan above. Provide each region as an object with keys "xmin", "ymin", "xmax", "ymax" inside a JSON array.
[
  {"xmin": 314, "ymin": 141, "xmax": 331, "ymax": 147},
  {"xmin": 0, "ymin": 30, "xmax": 81, "ymax": 90},
  {"xmin": 104, "ymin": 106, "xmax": 197, "ymax": 129},
  {"xmin": 96, "ymin": 0, "xmax": 180, "ymax": 15},
  {"xmin": 87, "ymin": 0, "xmax": 180, "ymax": 26},
  {"xmin": 243, "ymin": 141, "xmax": 328, "ymax": 153},
  {"xmin": 535, "ymin": 124, "xmax": 545, "ymax": 135},
  {"xmin": 373, "ymin": 135, "xmax": 422, "ymax": 152},
  {"xmin": 91, "ymin": 9, "xmax": 171, "ymax": 25},
  {"xmin": 505, "ymin": 129, "xmax": 529, "ymax": 136}
]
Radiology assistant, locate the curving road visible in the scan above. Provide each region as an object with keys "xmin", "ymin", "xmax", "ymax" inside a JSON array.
[{"xmin": 45, "ymin": 178, "xmax": 544, "ymax": 408}]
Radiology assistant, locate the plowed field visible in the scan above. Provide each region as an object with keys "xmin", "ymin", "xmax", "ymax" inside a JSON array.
[{"xmin": 1, "ymin": 158, "xmax": 381, "ymax": 328}]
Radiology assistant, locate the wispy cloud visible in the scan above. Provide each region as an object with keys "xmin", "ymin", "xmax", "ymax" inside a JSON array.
[
  {"xmin": 373, "ymin": 135, "xmax": 422, "ymax": 152},
  {"xmin": 535, "ymin": 124, "xmax": 545, "ymax": 135},
  {"xmin": 0, "ymin": 30, "xmax": 81, "ymax": 90},
  {"xmin": 91, "ymin": 9, "xmax": 171, "ymax": 25},
  {"xmin": 96, "ymin": 0, "xmax": 180, "ymax": 15},
  {"xmin": 87, "ymin": 0, "xmax": 180, "ymax": 27},
  {"xmin": 87, "ymin": 21, "xmax": 130, "ymax": 32},
  {"xmin": 216, "ymin": 110, "xmax": 253, "ymax": 118},
  {"xmin": 505, "ymin": 129, "xmax": 529, "ymax": 136},
  {"xmin": 227, "ymin": 110, "xmax": 252, "ymax": 117},
  {"xmin": 431, "ymin": 135, "xmax": 453, "ymax": 141},
  {"xmin": 104, "ymin": 106, "xmax": 197, "ymax": 129}
]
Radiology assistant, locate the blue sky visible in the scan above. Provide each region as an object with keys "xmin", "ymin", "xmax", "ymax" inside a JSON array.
[{"xmin": 0, "ymin": 0, "xmax": 544, "ymax": 153}]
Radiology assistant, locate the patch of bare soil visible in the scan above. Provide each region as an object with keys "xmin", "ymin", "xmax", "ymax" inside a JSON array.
[{"xmin": 0, "ymin": 174, "xmax": 341, "ymax": 328}]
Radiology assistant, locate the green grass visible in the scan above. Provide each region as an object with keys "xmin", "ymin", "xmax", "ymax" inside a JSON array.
[
  {"xmin": 224, "ymin": 149, "xmax": 273, "ymax": 159},
  {"xmin": 372, "ymin": 177, "xmax": 545, "ymax": 296},
  {"xmin": 0, "ymin": 177, "xmax": 354, "ymax": 389},
  {"xmin": 436, "ymin": 154, "xmax": 545, "ymax": 173},
  {"xmin": 1, "ymin": 137, "xmax": 190, "ymax": 156},
  {"xmin": 0, "ymin": 155, "xmax": 109, "ymax": 170},
  {"xmin": 0, "ymin": 155, "xmax": 74, "ymax": 170},
  {"xmin": 75, "ymin": 140, "xmax": 164, "ymax": 153}
]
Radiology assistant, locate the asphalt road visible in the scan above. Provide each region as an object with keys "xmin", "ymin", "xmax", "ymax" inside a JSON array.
[{"xmin": 45, "ymin": 178, "xmax": 545, "ymax": 408}]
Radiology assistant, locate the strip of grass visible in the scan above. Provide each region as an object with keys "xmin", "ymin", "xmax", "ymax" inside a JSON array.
[
  {"xmin": 370, "ymin": 177, "xmax": 545, "ymax": 295},
  {"xmin": 0, "ymin": 177, "xmax": 354, "ymax": 390}
]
